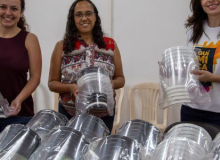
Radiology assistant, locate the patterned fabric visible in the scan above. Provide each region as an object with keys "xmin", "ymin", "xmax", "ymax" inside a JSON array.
[{"xmin": 60, "ymin": 37, "xmax": 115, "ymax": 117}]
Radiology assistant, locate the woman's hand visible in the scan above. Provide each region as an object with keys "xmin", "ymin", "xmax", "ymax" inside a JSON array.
[
  {"xmin": 191, "ymin": 70, "xmax": 214, "ymax": 82},
  {"xmin": 69, "ymin": 83, "xmax": 79, "ymax": 97},
  {"xmin": 10, "ymin": 99, "xmax": 22, "ymax": 116}
]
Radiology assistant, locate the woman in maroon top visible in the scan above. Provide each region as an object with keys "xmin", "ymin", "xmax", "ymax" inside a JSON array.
[{"xmin": 0, "ymin": 0, "xmax": 42, "ymax": 132}]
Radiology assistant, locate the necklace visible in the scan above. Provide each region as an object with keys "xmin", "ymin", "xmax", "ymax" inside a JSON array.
[{"xmin": 77, "ymin": 34, "xmax": 95, "ymax": 66}]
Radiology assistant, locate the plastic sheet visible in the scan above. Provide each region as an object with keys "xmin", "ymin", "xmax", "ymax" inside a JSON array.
[
  {"xmin": 163, "ymin": 123, "xmax": 212, "ymax": 153},
  {"xmin": 151, "ymin": 137, "xmax": 207, "ymax": 160},
  {"xmin": 66, "ymin": 114, "xmax": 109, "ymax": 142},
  {"xmin": 0, "ymin": 92, "xmax": 16, "ymax": 118},
  {"xmin": 75, "ymin": 67, "xmax": 114, "ymax": 116},
  {"xmin": 85, "ymin": 135, "xmax": 141, "ymax": 160},
  {"xmin": 116, "ymin": 119, "xmax": 160, "ymax": 159},
  {"xmin": 29, "ymin": 126, "xmax": 89, "ymax": 160},
  {"xmin": 0, "ymin": 124, "xmax": 40, "ymax": 159},
  {"xmin": 159, "ymin": 46, "xmax": 210, "ymax": 108},
  {"xmin": 26, "ymin": 109, "xmax": 68, "ymax": 139}
]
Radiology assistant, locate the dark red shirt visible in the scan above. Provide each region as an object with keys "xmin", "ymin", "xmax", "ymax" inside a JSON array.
[{"xmin": 0, "ymin": 30, "xmax": 34, "ymax": 117}]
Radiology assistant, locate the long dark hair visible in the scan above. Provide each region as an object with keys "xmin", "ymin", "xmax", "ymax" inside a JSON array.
[
  {"xmin": 63, "ymin": 0, "xmax": 106, "ymax": 54},
  {"xmin": 17, "ymin": 0, "xmax": 28, "ymax": 31},
  {"xmin": 185, "ymin": 0, "xmax": 208, "ymax": 44}
]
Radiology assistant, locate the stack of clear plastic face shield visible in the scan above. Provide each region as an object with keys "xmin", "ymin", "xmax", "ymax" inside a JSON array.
[
  {"xmin": 116, "ymin": 119, "xmax": 160, "ymax": 159},
  {"xmin": 0, "ymin": 124, "xmax": 41, "ymax": 159},
  {"xmin": 159, "ymin": 46, "xmax": 210, "ymax": 108},
  {"xmin": 29, "ymin": 126, "xmax": 89, "ymax": 160},
  {"xmin": 76, "ymin": 67, "xmax": 114, "ymax": 116},
  {"xmin": 156, "ymin": 123, "xmax": 212, "ymax": 160},
  {"xmin": 26, "ymin": 109, "xmax": 68, "ymax": 139},
  {"xmin": 66, "ymin": 114, "xmax": 110, "ymax": 142},
  {"xmin": 84, "ymin": 135, "xmax": 141, "ymax": 160},
  {"xmin": 151, "ymin": 137, "xmax": 207, "ymax": 160},
  {"xmin": 210, "ymin": 132, "xmax": 220, "ymax": 159}
]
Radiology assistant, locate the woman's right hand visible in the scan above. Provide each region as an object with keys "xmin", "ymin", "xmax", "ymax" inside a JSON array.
[{"xmin": 69, "ymin": 83, "xmax": 79, "ymax": 97}]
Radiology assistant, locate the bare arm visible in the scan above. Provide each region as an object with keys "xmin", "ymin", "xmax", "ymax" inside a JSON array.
[
  {"xmin": 11, "ymin": 33, "xmax": 42, "ymax": 114},
  {"xmin": 112, "ymin": 42, "xmax": 125, "ymax": 89},
  {"xmin": 48, "ymin": 41, "xmax": 78, "ymax": 96},
  {"xmin": 211, "ymin": 74, "xmax": 220, "ymax": 83}
]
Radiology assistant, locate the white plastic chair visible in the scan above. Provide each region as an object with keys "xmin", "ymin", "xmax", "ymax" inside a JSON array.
[
  {"xmin": 129, "ymin": 82, "xmax": 168, "ymax": 131},
  {"xmin": 111, "ymin": 88, "xmax": 124, "ymax": 134}
]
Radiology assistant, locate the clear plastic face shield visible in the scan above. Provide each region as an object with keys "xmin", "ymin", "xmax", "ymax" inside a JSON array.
[
  {"xmin": 0, "ymin": 124, "xmax": 41, "ymax": 159},
  {"xmin": 66, "ymin": 114, "xmax": 110, "ymax": 142},
  {"xmin": 159, "ymin": 46, "xmax": 210, "ymax": 109},
  {"xmin": 153, "ymin": 123, "xmax": 213, "ymax": 160},
  {"xmin": 76, "ymin": 67, "xmax": 114, "ymax": 116},
  {"xmin": 0, "ymin": 93, "xmax": 16, "ymax": 118},
  {"xmin": 29, "ymin": 127, "xmax": 89, "ymax": 160},
  {"xmin": 26, "ymin": 109, "xmax": 69, "ymax": 139}
]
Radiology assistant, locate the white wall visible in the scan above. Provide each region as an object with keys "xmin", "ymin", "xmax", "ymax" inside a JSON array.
[
  {"xmin": 25, "ymin": 0, "xmax": 191, "ymax": 126},
  {"xmin": 113, "ymin": 0, "xmax": 191, "ymax": 126}
]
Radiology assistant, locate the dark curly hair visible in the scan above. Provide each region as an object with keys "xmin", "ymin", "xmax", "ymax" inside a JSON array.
[
  {"xmin": 185, "ymin": 0, "xmax": 208, "ymax": 44},
  {"xmin": 17, "ymin": 0, "xmax": 28, "ymax": 31},
  {"xmin": 63, "ymin": 0, "xmax": 106, "ymax": 54}
]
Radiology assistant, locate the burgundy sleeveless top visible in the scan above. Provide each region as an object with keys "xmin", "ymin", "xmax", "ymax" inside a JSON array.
[{"xmin": 0, "ymin": 30, "xmax": 34, "ymax": 117}]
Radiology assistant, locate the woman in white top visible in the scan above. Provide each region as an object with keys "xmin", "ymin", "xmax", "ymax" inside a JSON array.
[{"xmin": 181, "ymin": 0, "xmax": 220, "ymax": 126}]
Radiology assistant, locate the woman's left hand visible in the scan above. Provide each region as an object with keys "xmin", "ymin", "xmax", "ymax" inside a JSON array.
[{"xmin": 10, "ymin": 99, "xmax": 22, "ymax": 116}]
